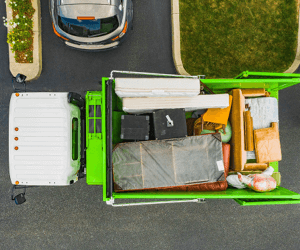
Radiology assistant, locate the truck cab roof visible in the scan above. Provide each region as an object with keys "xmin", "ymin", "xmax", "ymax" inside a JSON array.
[{"xmin": 9, "ymin": 92, "xmax": 81, "ymax": 186}]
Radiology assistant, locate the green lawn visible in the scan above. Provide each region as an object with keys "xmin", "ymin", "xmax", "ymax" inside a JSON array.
[{"xmin": 180, "ymin": 0, "xmax": 298, "ymax": 78}]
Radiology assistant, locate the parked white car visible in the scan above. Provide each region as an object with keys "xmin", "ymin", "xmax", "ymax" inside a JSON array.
[{"xmin": 50, "ymin": 0, "xmax": 133, "ymax": 50}]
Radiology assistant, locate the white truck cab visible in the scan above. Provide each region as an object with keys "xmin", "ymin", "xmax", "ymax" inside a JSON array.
[{"xmin": 9, "ymin": 92, "xmax": 81, "ymax": 186}]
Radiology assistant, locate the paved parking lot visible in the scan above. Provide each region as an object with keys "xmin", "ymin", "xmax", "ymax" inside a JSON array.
[{"xmin": 1, "ymin": 1, "xmax": 300, "ymax": 249}]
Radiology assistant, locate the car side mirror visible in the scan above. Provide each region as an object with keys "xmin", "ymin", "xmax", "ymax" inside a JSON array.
[
  {"xmin": 14, "ymin": 193, "xmax": 26, "ymax": 205},
  {"xmin": 11, "ymin": 185, "xmax": 27, "ymax": 205}
]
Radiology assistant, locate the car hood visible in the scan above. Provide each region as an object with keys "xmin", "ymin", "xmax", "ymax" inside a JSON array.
[
  {"xmin": 58, "ymin": 4, "xmax": 118, "ymax": 19},
  {"xmin": 60, "ymin": 0, "xmax": 113, "ymax": 5}
]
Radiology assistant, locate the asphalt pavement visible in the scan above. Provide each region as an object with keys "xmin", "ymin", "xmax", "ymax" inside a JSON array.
[{"xmin": 1, "ymin": 1, "xmax": 300, "ymax": 250}]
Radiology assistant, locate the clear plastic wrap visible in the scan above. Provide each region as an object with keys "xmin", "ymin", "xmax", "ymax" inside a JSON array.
[{"xmin": 113, "ymin": 134, "xmax": 224, "ymax": 191}]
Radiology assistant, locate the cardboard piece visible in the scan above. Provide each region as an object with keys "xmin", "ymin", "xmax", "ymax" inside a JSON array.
[{"xmin": 254, "ymin": 122, "xmax": 282, "ymax": 163}]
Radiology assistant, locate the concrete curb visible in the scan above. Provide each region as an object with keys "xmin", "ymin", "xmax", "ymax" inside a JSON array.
[
  {"xmin": 171, "ymin": 0, "xmax": 190, "ymax": 76},
  {"xmin": 285, "ymin": 1, "xmax": 300, "ymax": 73},
  {"xmin": 172, "ymin": 0, "xmax": 300, "ymax": 75},
  {"xmin": 6, "ymin": 0, "xmax": 42, "ymax": 81}
]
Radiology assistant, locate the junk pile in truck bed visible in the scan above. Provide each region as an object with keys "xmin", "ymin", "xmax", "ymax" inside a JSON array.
[{"xmin": 110, "ymin": 73, "xmax": 282, "ymax": 193}]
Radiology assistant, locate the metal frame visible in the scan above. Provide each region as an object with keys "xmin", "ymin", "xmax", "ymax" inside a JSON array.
[
  {"xmin": 235, "ymin": 71, "xmax": 300, "ymax": 79},
  {"xmin": 106, "ymin": 197, "xmax": 206, "ymax": 207},
  {"xmin": 109, "ymin": 70, "xmax": 204, "ymax": 79}
]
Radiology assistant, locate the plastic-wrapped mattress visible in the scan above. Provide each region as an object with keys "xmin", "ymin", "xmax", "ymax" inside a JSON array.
[{"xmin": 113, "ymin": 134, "xmax": 227, "ymax": 191}]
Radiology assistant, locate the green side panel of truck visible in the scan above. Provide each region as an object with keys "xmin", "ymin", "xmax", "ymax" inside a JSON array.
[
  {"xmin": 95, "ymin": 73, "xmax": 300, "ymax": 205},
  {"xmin": 234, "ymin": 198, "xmax": 300, "ymax": 206},
  {"xmin": 86, "ymin": 88, "xmax": 106, "ymax": 186},
  {"xmin": 112, "ymin": 186, "xmax": 300, "ymax": 200}
]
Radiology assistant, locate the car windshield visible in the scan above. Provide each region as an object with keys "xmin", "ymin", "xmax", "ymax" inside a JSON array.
[{"xmin": 58, "ymin": 15, "xmax": 119, "ymax": 37}]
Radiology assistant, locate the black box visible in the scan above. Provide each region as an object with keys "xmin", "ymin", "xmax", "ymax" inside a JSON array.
[
  {"xmin": 120, "ymin": 115, "xmax": 150, "ymax": 141},
  {"xmin": 153, "ymin": 109, "xmax": 187, "ymax": 140}
]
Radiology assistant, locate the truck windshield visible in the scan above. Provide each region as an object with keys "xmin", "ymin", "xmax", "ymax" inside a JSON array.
[{"xmin": 58, "ymin": 16, "xmax": 119, "ymax": 37}]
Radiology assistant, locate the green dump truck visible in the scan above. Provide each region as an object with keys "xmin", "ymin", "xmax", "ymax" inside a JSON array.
[{"xmin": 9, "ymin": 71, "xmax": 300, "ymax": 206}]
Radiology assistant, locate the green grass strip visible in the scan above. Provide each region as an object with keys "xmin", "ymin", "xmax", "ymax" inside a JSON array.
[{"xmin": 180, "ymin": 0, "xmax": 298, "ymax": 78}]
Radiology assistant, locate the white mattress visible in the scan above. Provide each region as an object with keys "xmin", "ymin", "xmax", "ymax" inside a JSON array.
[
  {"xmin": 115, "ymin": 78, "xmax": 201, "ymax": 98},
  {"xmin": 122, "ymin": 94, "xmax": 230, "ymax": 114}
]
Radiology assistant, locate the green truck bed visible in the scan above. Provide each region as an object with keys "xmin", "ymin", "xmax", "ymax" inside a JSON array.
[{"xmin": 86, "ymin": 71, "xmax": 300, "ymax": 206}]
